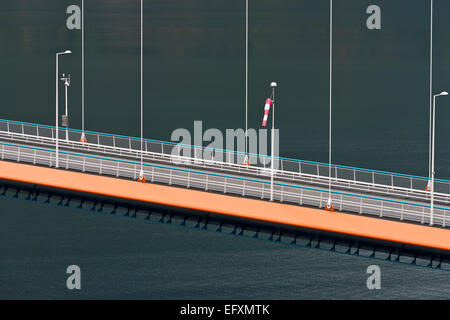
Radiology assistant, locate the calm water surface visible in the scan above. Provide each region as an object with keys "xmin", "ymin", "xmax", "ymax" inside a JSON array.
[{"xmin": 0, "ymin": 0, "xmax": 449, "ymax": 299}]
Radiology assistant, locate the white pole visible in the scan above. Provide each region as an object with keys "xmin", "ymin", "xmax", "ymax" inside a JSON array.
[
  {"xmin": 140, "ymin": 0, "xmax": 144, "ymax": 178},
  {"xmin": 56, "ymin": 51, "xmax": 72, "ymax": 169},
  {"xmin": 270, "ymin": 82, "xmax": 277, "ymax": 201},
  {"xmin": 428, "ymin": 0, "xmax": 433, "ymax": 190},
  {"xmin": 81, "ymin": 0, "xmax": 85, "ymax": 142},
  {"xmin": 65, "ymin": 77, "xmax": 68, "ymax": 141},
  {"xmin": 56, "ymin": 53, "xmax": 59, "ymax": 168},
  {"xmin": 430, "ymin": 91, "xmax": 448, "ymax": 225},
  {"xmin": 245, "ymin": 0, "xmax": 248, "ymax": 159},
  {"xmin": 431, "ymin": 94, "xmax": 436, "ymax": 225},
  {"xmin": 270, "ymin": 89, "xmax": 275, "ymax": 201},
  {"xmin": 327, "ymin": 0, "xmax": 333, "ymax": 208}
]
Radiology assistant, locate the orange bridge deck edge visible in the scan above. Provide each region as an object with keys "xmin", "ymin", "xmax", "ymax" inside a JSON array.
[{"xmin": 1, "ymin": 160, "xmax": 449, "ymax": 252}]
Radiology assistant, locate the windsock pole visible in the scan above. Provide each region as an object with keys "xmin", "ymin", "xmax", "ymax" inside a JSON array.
[{"xmin": 270, "ymin": 82, "xmax": 277, "ymax": 201}]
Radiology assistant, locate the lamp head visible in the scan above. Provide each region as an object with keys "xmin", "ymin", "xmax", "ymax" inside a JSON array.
[
  {"xmin": 441, "ymin": 91, "xmax": 449, "ymax": 96},
  {"xmin": 270, "ymin": 82, "xmax": 277, "ymax": 88}
]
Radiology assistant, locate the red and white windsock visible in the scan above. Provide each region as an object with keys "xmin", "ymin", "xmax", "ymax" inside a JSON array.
[{"xmin": 261, "ymin": 98, "xmax": 272, "ymax": 127}]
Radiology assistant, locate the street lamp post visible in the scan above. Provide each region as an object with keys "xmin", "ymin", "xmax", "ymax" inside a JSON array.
[
  {"xmin": 56, "ymin": 50, "xmax": 72, "ymax": 169},
  {"xmin": 430, "ymin": 91, "xmax": 448, "ymax": 226},
  {"xmin": 60, "ymin": 73, "xmax": 71, "ymax": 141},
  {"xmin": 270, "ymin": 81, "xmax": 277, "ymax": 201}
]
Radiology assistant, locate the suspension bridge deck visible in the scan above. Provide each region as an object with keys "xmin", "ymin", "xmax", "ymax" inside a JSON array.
[{"xmin": 1, "ymin": 160, "xmax": 449, "ymax": 252}]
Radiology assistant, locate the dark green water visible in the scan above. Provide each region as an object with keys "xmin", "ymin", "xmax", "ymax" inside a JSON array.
[{"xmin": 1, "ymin": 0, "xmax": 450, "ymax": 299}]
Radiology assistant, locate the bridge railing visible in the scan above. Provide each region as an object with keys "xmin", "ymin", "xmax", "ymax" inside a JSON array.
[
  {"xmin": 1, "ymin": 118, "xmax": 450, "ymax": 199},
  {"xmin": 0, "ymin": 140, "xmax": 448, "ymax": 228}
]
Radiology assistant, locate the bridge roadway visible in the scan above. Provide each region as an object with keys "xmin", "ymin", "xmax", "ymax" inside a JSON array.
[
  {"xmin": 1, "ymin": 159, "xmax": 450, "ymax": 256},
  {"xmin": 0, "ymin": 127, "xmax": 450, "ymax": 228},
  {"xmin": 0, "ymin": 127, "xmax": 450, "ymax": 208}
]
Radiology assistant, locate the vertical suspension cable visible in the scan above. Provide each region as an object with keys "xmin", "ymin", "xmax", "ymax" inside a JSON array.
[
  {"xmin": 140, "ymin": 0, "xmax": 144, "ymax": 172},
  {"xmin": 245, "ymin": 0, "xmax": 248, "ymax": 157},
  {"xmin": 429, "ymin": 0, "xmax": 433, "ymax": 183},
  {"xmin": 82, "ymin": 0, "xmax": 85, "ymax": 135},
  {"xmin": 328, "ymin": 0, "xmax": 333, "ymax": 197}
]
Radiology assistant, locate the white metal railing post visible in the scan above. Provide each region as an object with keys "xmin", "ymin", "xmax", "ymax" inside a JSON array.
[
  {"xmin": 261, "ymin": 181, "xmax": 264, "ymax": 199},
  {"xmin": 359, "ymin": 197, "xmax": 363, "ymax": 214},
  {"xmin": 380, "ymin": 200, "xmax": 383, "ymax": 217},
  {"xmin": 224, "ymin": 177, "xmax": 227, "ymax": 193},
  {"xmin": 187, "ymin": 171, "xmax": 190, "ymax": 188},
  {"xmin": 401, "ymin": 203, "xmax": 404, "ymax": 220},
  {"xmin": 444, "ymin": 209, "xmax": 446, "ymax": 228},
  {"xmin": 422, "ymin": 206, "xmax": 425, "ymax": 224}
]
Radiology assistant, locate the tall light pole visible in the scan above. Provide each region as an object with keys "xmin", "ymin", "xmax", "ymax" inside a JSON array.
[
  {"xmin": 270, "ymin": 81, "xmax": 277, "ymax": 201},
  {"xmin": 138, "ymin": 0, "xmax": 145, "ymax": 182},
  {"xmin": 326, "ymin": 0, "xmax": 334, "ymax": 211},
  {"xmin": 80, "ymin": 0, "xmax": 86, "ymax": 143},
  {"xmin": 427, "ymin": 0, "xmax": 434, "ymax": 192},
  {"xmin": 60, "ymin": 73, "xmax": 71, "ymax": 141},
  {"xmin": 56, "ymin": 50, "xmax": 72, "ymax": 169},
  {"xmin": 430, "ymin": 91, "xmax": 448, "ymax": 226}
]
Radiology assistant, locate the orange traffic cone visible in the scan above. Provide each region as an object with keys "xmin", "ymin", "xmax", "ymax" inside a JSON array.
[
  {"xmin": 242, "ymin": 155, "xmax": 250, "ymax": 166},
  {"xmin": 325, "ymin": 198, "xmax": 335, "ymax": 212},
  {"xmin": 80, "ymin": 133, "xmax": 87, "ymax": 143},
  {"xmin": 425, "ymin": 181, "xmax": 431, "ymax": 192},
  {"xmin": 137, "ymin": 170, "xmax": 146, "ymax": 183}
]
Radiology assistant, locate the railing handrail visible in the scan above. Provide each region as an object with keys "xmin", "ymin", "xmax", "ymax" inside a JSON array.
[
  {"xmin": 1, "ymin": 140, "xmax": 449, "ymax": 213},
  {"xmin": 1, "ymin": 117, "xmax": 449, "ymax": 183}
]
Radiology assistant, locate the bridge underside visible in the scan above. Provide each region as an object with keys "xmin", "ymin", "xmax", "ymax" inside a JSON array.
[{"xmin": 1, "ymin": 160, "xmax": 449, "ymax": 270}]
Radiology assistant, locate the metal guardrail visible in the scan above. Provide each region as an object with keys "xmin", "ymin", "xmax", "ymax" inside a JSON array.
[
  {"xmin": 1, "ymin": 118, "xmax": 450, "ymax": 204},
  {"xmin": 1, "ymin": 141, "xmax": 448, "ymax": 228}
]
